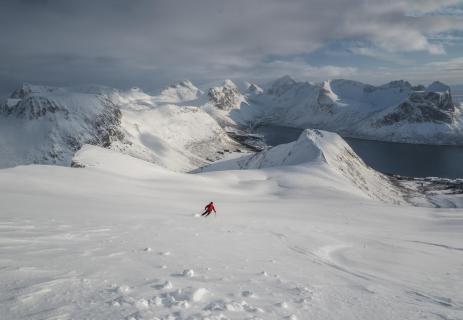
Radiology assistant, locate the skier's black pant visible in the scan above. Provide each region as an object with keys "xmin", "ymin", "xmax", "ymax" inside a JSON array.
[{"xmin": 201, "ymin": 210, "xmax": 212, "ymax": 217}]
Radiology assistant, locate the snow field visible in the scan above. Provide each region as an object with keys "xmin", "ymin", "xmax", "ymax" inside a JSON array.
[{"xmin": 0, "ymin": 146, "xmax": 462, "ymax": 319}]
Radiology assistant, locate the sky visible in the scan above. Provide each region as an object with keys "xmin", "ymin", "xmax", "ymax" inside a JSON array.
[{"xmin": 1, "ymin": 0, "xmax": 463, "ymax": 96}]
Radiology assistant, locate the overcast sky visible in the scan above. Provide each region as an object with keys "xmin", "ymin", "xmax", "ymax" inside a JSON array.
[{"xmin": 1, "ymin": 0, "xmax": 463, "ymax": 96}]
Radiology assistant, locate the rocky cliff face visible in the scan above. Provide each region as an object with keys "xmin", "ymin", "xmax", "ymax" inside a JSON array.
[
  {"xmin": 376, "ymin": 90, "xmax": 455, "ymax": 126},
  {"xmin": 0, "ymin": 84, "xmax": 126, "ymax": 167},
  {"xmin": 374, "ymin": 82, "xmax": 456, "ymax": 126},
  {"xmin": 0, "ymin": 81, "xmax": 245, "ymax": 171},
  {"xmin": 208, "ymin": 80, "xmax": 245, "ymax": 110},
  {"xmin": 220, "ymin": 77, "xmax": 463, "ymax": 145}
]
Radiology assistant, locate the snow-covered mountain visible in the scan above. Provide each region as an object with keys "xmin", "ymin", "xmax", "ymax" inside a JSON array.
[
  {"xmin": 155, "ymin": 80, "xmax": 203, "ymax": 104},
  {"xmin": 1, "ymin": 76, "xmax": 462, "ymax": 172},
  {"xmin": 198, "ymin": 129, "xmax": 405, "ymax": 205},
  {"xmin": 0, "ymin": 84, "xmax": 124, "ymax": 168},
  {"xmin": 215, "ymin": 77, "xmax": 463, "ymax": 145},
  {"xmin": 207, "ymin": 80, "xmax": 245, "ymax": 111},
  {"xmin": 0, "ymin": 83, "xmax": 241, "ymax": 171},
  {"xmin": 2, "ymin": 80, "xmax": 463, "ymax": 320}
]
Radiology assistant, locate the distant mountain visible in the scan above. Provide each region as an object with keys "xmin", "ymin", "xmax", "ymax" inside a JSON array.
[
  {"xmin": 208, "ymin": 77, "xmax": 463, "ymax": 145},
  {"xmin": 1, "ymin": 76, "xmax": 462, "ymax": 170},
  {"xmin": 0, "ymin": 83, "xmax": 241, "ymax": 170},
  {"xmin": 156, "ymin": 80, "xmax": 203, "ymax": 103}
]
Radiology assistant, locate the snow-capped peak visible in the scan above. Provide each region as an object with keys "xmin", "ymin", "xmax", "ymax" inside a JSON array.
[
  {"xmin": 208, "ymin": 80, "xmax": 245, "ymax": 111},
  {"xmin": 10, "ymin": 83, "xmax": 63, "ymax": 99},
  {"xmin": 223, "ymin": 79, "xmax": 238, "ymax": 89}
]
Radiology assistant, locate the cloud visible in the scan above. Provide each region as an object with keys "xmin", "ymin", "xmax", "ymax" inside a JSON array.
[
  {"xmin": 0, "ymin": 0, "xmax": 462, "ymax": 92},
  {"xmin": 428, "ymin": 57, "xmax": 463, "ymax": 71},
  {"xmin": 253, "ymin": 58, "xmax": 357, "ymax": 81},
  {"xmin": 350, "ymin": 57, "xmax": 463, "ymax": 86}
]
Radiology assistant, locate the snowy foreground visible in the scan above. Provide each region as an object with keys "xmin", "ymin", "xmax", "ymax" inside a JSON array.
[{"xmin": 1, "ymin": 145, "xmax": 463, "ymax": 320}]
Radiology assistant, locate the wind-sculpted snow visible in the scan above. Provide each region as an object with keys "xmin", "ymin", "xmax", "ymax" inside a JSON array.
[{"xmin": 198, "ymin": 129, "xmax": 406, "ymax": 205}]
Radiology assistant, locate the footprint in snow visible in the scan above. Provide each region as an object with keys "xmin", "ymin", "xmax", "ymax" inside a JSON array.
[
  {"xmin": 154, "ymin": 281, "xmax": 173, "ymax": 290},
  {"xmin": 171, "ymin": 269, "xmax": 195, "ymax": 278},
  {"xmin": 241, "ymin": 290, "xmax": 257, "ymax": 298}
]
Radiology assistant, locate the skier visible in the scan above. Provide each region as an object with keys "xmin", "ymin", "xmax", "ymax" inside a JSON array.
[{"xmin": 201, "ymin": 201, "xmax": 216, "ymax": 217}]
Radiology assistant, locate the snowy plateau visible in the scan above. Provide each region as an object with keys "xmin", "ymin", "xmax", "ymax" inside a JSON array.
[{"xmin": 1, "ymin": 77, "xmax": 463, "ymax": 320}]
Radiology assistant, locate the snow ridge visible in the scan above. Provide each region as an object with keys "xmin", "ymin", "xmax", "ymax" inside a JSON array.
[{"xmin": 199, "ymin": 129, "xmax": 406, "ymax": 204}]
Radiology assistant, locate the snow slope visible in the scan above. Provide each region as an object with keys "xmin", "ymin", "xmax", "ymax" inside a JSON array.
[
  {"xmin": 1, "ymin": 146, "xmax": 462, "ymax": 320},
  {"xmin": 198, "ymin": 129, "xmax": 406, "ymax": 205}
]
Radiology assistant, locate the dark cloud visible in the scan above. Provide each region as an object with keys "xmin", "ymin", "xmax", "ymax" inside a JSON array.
[{"xmin": 0, "ymin": 0, "xmax": 462, "ymax": 96}]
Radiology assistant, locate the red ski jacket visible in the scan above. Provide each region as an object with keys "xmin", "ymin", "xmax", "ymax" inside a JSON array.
[{"xmin": 205, "ymin": 203, "xmax": 216, "ymax": 213}]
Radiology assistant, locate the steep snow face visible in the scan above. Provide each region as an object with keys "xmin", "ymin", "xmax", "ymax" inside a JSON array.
[
  {"xmin": 115, "ymin": 104, "xmax": 242, "ymax": 172},
  {"xmin": 199, "ymin": 129, "xmax": 406, "ymax": 204},
  {"xmin": 0, "ymin": 85, "xmax": 124, "ymax": 168},
  {"xmin": 247, "ymin": 77, "xmax": 325, "ymax": 129},
  {"xmin": 0, "ymin": 83, "xmax": 241, "ymax": 171}
]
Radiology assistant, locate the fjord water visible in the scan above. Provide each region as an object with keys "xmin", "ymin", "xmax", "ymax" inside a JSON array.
[{"xmin": 255, "ymin": 125, "xmax": 463, "ymax": 178}]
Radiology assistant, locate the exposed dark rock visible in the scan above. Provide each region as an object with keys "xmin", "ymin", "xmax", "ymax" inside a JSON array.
[
  {"xmin": 1, "ymin": 96, "xmax": 69, "ymax": 120},
  {"xmin": 376, "ymin": 90, "xmax": 455, "ymax": 126},
  {"xmin": 208, "ymin": 81, "xmax": 243, "ymax": 110}
]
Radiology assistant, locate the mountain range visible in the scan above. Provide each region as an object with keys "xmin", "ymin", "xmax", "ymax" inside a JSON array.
[{"xmin": 0, "ymin": 76, "xmax": 461, "ymax": 171}]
